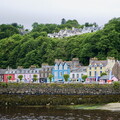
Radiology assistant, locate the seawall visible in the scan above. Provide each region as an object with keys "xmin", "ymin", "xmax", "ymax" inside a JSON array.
[{"xmin": 0, "ymin": 83, "xmax": 120, "ymax": 106}]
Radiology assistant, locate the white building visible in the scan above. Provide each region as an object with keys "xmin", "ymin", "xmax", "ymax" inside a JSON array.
[
  {"xmin": 70, "ymin": 66, "xmax": 87, "ymax": 81},
  {"xmin": 48, "ymin": 26, "xmax": 103, "ymax": 38}
]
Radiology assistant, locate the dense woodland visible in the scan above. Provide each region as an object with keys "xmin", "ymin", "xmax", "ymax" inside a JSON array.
[{"xmin": 0, "ymin": 18, "xmax": 120, "ymax": 68}]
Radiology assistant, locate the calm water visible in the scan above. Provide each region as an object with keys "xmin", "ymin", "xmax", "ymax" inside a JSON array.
[{"xmin": 0, "ymin": 107, "xmax": 120, "ymax": 120}]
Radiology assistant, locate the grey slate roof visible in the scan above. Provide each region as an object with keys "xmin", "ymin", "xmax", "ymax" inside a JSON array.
[
  {"xmin": 0, "ymin": 69, "xmax": 6, "ymax": 74},
  {"xmin": 99, "ymin": 75, "xmax": 114, "ymax": 80},
  {"xmin": 90, "ymin": 60, "xmax": 107, "ymax": 67}
]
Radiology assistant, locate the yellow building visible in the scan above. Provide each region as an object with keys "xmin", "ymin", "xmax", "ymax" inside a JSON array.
[{"xmin": 87, "ymin": 57, "xmax": 115, "ymax": 77}]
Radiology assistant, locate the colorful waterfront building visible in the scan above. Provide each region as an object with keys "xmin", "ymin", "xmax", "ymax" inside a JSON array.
[
  {"xmin": 14, "ymin": 66, "xmax": 41, "ymax": 83},
  {"xmin": 2, "ymin": 66, "xmax": 41, "ymax": 83},
  {"xmin": 52, "ymin": 59, "xmax": 70, "ymax": 82},
  {"xmin": 39, "ymin": 63, "xmax": 54, "ymax": 83},
  {"xmin": 70, "ymin": 66, "xmax": 87, "ymax": 82},
  {"xmin": 3, "ymin": 68, "xmax": 15, "ymax": 82},
  {"xmin": 87, "ymin": 57, "xmax": 115, "ymax": 79}
]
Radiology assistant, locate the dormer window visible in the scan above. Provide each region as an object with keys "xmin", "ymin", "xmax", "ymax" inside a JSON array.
[
  {"xmin": 64, "ymin": 63, "xmax": 68, "ymax": 70},
  {"xmin": 59, "ymin": 64, "xmax": 63, "ymax": 70},
  {"xmin": 55, "ymin": 64, "xmax": 58, "ymax": 70}
]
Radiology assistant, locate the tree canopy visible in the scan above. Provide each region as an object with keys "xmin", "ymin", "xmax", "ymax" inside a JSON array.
[{"xmin": 0, "ymin": 18, "xmax": 120, "ymax": 69}]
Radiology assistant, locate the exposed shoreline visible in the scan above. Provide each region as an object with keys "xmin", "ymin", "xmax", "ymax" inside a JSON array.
[
  {"xmin": 55, "ymin": 103, "xmax": 120, "ymax": 111},
  {"xmin": 97, "ymin": 103, "xmax": 120, "ymax": 111},
  {"xmin": 4, "ymin": 102, "xmax": 120, "ymax": 111}
]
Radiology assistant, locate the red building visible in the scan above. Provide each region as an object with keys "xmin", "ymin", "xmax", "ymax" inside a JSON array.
[{"xmin": 3, "ymin": 74, "xmax": 15, "ymax": 82}]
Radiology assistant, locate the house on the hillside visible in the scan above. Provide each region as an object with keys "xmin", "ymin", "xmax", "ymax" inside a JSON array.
[{"xmin": 48, "ymin": 26, "xmax": 103, "ymax": 38}]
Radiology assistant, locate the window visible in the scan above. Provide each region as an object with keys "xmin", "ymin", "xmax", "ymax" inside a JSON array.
[
  {"xmin": 100, "ymin": 71, "xmax": 102, "ymax": 75},
  {"xmin": 41, "ymin": 73, "xmax": 43, "ymax": 78},
  {"xmin": 77, "ymin": 74, "xmax": 79, "ymax": 78},
  {"xmin": 100, "ymin": 67, "xmax": 102, "ymax": 69},
  {"xmin": 89, "ymin": 67, "xmax": 91, "ymax": 70},
  {"xmin": 89, "ymin": 71, "xmax": 91, "ymax": 76},
  {"xmin": 64, "ymin": 71, "xmax": 67, "ymax": 74},
  {"xmin": 55, "ymin": 72, "xmax": 58, "ymax": 77},
  {"xmin": 29, "ymin": 75, "xmax": 31, "ymax": 78},
  {"xmin": 72, "ymin": 74, "xmax": 75, "ymax": 78},
  {"xmin": 95, "ymin": 67, "xmax": 97, "ymax": 70},
  {"xmin": 60, "ymin": 72, "xmax": 62, "ymax": 76},
  {"xmin": 95, "ymin": 71, "xmax": 96, "ymax": 76},
  {"xmin": 45, "ymin": 73, "xmax": 47, "ymax": 77},
  {"xmin": 64, "ymin": 64, "xmax": 67, "ymax": 70},
  {"xmin": 55, "ymin": 64, "xmax": 58, "ymax": 70},
  {"xmin": 59, "ymin": 64, "xmax": 63, "ymax": 70}
]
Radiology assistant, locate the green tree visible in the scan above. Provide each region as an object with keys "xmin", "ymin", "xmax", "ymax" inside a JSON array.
[
  {"xmin": 33, "ymin": 74, "xmax": 38, "ymax": 82},
  {"xmin": 7, "ymin": 75, "xmax": 12, "ymax": 81},
  {"xmin": 0, "ymin": 24, "xmax": 19, "ymax": 39},
  {"xmin": 82, "ymin": 75, "xmax": 88, "ymax": 82},
  {"xmin": 100, "ymin": 72, "xmax": 107, "ymax": 76},
  {"xmin": 61, "ymin": 18, "xmax": 66, "ymax": 24},
  {"xmin": 48, "ymin": 74, "xmax": 53, "ymax": 83},
  {"xmin": 32, "ymin": 22, "xmax": 39, "ymax": 29},
  {"xmin": 18, "ymin": 75, "xmax": 23, "ymax": 82},
  {"xmin": 63, "ymin": 74, "xmax": 69, "ymax": 82}
]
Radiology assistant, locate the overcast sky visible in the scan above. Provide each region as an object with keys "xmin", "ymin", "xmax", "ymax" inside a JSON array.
[{"xmin": 0, "ymin": 0, "xmax": 120, "ymax": 29}]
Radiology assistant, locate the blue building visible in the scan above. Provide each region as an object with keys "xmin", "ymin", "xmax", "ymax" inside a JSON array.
[{"xmin": 52, "ymin": 60, "xmax": 70, "ymax": 82}]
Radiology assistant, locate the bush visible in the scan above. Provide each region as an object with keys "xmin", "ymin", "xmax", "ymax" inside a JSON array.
[
  {"xmin": 0, "ymin": 82, "xmax": 8, "ymax": 88},
  {"xmin": 113, "ymin": 81, "xmax": 120, "ymax": 90}
]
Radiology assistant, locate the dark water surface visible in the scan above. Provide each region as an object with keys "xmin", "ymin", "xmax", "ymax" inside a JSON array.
[{"xmin": 0, "ymin": 107, "xmax": 120, "ymax": 120}]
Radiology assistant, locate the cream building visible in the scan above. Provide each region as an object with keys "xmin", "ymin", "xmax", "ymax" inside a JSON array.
[{"xmin": 87, "ymin": 57, "xmax": 115, "ymax": 77}]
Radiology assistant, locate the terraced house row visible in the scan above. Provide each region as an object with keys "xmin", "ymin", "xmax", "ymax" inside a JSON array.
[{"xmin": 0, "ymin": 57, "xmax": 119, "ymax": 83}]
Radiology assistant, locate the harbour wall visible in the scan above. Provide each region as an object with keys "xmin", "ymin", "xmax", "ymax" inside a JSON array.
[{"xmin": 0, "ymin": 83, "xmax": 120, "ymax": 105}]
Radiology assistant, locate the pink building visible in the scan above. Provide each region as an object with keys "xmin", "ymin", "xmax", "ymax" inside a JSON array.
[
  {"xmin": 14, "ymin": 68, "xmax": 41, "ymax": 83},
  {"xmin": 3, "ymin": 66, "xmax": 41, "ymax": 83}
]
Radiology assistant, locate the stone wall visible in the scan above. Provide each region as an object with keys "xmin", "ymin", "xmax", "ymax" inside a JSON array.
[
  {"xmin": 0, "ymin": 83, "xmax": 120, "ymax": 95},
  {"xmin": 0, "ymin": 83, "xmax": 120, "ymax": 106}
]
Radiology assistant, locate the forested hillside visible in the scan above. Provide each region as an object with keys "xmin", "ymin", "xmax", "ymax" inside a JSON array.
[{"xmin": 0, "ymin": 18, "xmax": 120, "ymax": 68}]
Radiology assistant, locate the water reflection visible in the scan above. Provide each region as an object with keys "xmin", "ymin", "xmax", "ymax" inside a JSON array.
[{"xmin": 0, "ymin": 107, "xmax": 120, "ymax": 120}]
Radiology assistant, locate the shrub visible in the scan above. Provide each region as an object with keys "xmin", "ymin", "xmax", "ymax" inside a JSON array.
[
  {"xmin": 0, "ymin": 82, "xmax": 8, "ymax": 88},
  {"xmin": 113, "ymin": 81, "xmax": 120, "ymax": 90}
]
